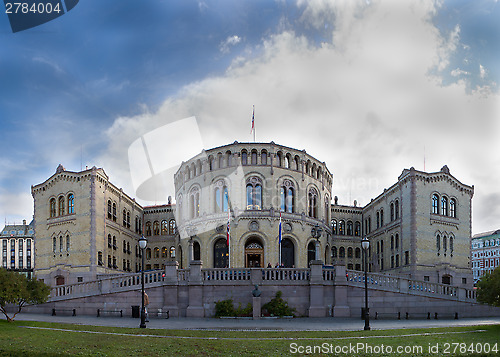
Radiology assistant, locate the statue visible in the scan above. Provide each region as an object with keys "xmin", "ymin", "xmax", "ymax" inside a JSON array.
[{"xmin": 252, "ymin": 284, "xmax": 261, "ymax": 297}]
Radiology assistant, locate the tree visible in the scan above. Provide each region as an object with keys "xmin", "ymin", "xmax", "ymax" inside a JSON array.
[
  {"xmin": 0, "ymin": 268, "xmax": 51, "ymax": 322},
  {"xmin": 476, "ymin": 266, "xmax": 500, "ymax": 307}
]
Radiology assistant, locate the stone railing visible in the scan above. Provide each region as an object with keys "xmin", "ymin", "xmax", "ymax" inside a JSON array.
[
  {"xmin": 203, "ymin": 268, "xmax": 251, "ymax": 281},
  {"xmin": 262, "ymin": 268, "xmax": 310, "ymax": 281},
  {"xmin": 345, "ymin": 270, "xmax": 476, "ymax": 302},
  {"xmin": 50, "ymin": 270, "xmax": 165, "ymax": 301},
  {"xmin": 49, "ymin": 265, "xmax": 476, "ymax": 304}
]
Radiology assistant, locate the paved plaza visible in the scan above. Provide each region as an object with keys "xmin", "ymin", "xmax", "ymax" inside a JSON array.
[{"xmin": 13, "ymin": 313, "xmax": 500, "ymax": 331}]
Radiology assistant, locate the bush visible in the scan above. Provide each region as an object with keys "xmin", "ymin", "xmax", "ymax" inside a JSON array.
[
  {"xmin": 215, "ymin": 299, "xmax": 253, "ymax": 317},
  {"xmin": 262, "ymin": 291, "xmax": 295, "ymax": 317}
]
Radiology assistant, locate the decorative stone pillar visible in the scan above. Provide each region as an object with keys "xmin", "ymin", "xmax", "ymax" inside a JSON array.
[
  {"xmin": 315, "ymin": 240, "xmax": 321, "ymax": 261},
  {"xmin": 308, "ymin": 260, "xmax": 326, "ymax": 317},
  {"xmin": 186, "ymin": 260, "xmax": 204, "ymax": 317},
  {"xmin": 253, "ymin": 297, "xmax": 261, "ymax": 319},
  {"xmin": 163, "ymin": 261, "xmax": 179, "ymax": 317},
  {"xmin": 188, "ymin": 239, "xmax": 194, "ymax": 266},
  {"xmin": 332, "ymin": 264, "xmax": 350, "ymax": 317}
]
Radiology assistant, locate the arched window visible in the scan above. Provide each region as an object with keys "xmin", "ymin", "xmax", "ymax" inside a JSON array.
[
  {"xmin": 285, "ymin": 154, "xmax": 291, "ymax": 168},
  {"xmin": 169, "ymin": 220, "xmax": 176, "ymax": 235},
  {"xmin": 380, "ymin": 209, "xmax": 384, "ymax": 226},
  {"xmin": 376, "ymin": 212, "xmax": 380, "ymax": 229},
  {"xmin": 226, "ymin": 151, "xmax": 232, "ymax": 166},
  {"xmin": 241, "ymin": 150, "xmax": 248, "ymax": 165},
  {"xmin": 432, "ymin": 194, "xmax": 439, "ymax": 214},
  {"xmin": 189, "ymin": 187, "xmax": 200, "ymax": 218},
  {"xmin": 209, "ymin": 156, "xmax": 214, "ymax": 171},
  {"xmin": 280, "ymin": 180, "xmax": 295, "ymax": 213},
  {"xmin": 307, "ymin": 241, "xmax": 316, "ymax": 266},
  {"xmin": 390, "ymin": 203, "xmax": 394, "ymax": 221},
  {"xmin": 246, "ymin": 177, "xmax": 262, "ymax": 210},
  {"xmin": 112, "ymin": 202, "xmax": 117, "ymax": 221},
  {"xmin": 391, "ymin": 236, "xmax": 394, "ymax": 250},
  {"xmin": 146, "ymin": 248, "xmax": 151, "ymax": 260},
  {"xmin": 154, "ymin": 247, "xmax": 160, "ymax": 259},
  {"xmin": 218, "ymin": 153, "xmax": 224, "ymax": 169},
  {"xmin": 347, "ymin": 221, "xmax": 353, "ymax": 236},
  {"xmin": 251, "ymin": 150, "xmax": 258, "ymax": 165},
  {"xmin": 395, "ymin": 200, "xmax": 399, "ymax": 219},
  {"xmin": 107, "ymin": 200, "xmax": 112, "ymax": 219},
  {"xmin": 395, "ymin": 234, "xmax": 399, "ymax": 249},
  {"xmin": 50, "ymin": 198, "xmax": 56, "ymax": 218},
  {"xmin": 308, "ymin": 188, "xmax": 318, "ymax": 218},
  {"xmin": 66, "ymin": 235, "xmax": 70, "ymax": 251},
  {"xmin": 443, "ymin": 235, "xmax": 447, "ymax": 252},
  {"xmin": 449, "ymin": 236, "xmax": 454, "ymax": 254},
  {"xmin": 331, "ymin": 219, "xmax": 337, "ymax": 235},
  {"xmin": 53, "ymin": 237, "xmax": 56, "ymax": 253},
  {"xmin": 277, "ymin": 152, "xmax": 283, "ymax": 167},
  {"xmin": 153, "ymin": 221, "xmax": 160, "ymax": 235},
  {"xmin": 213, "ymin": 238, "xmax": 228, "ymax": 268},
  {"xmin": 193, "ymin": 241, "xmax": 201, "ymax": 260},
  {"xmin": 354, "ymin": 221, "xmax": 361, "ymax": 236},
  {"xmin": 58, "ymin": 196, "xmax": 65, "ymax": 216},
  {"xmin": 161, "ymin": 220, "xmax": 168, "ymax": 235},
  {"xmin": 123, "ymin": 209, "xmax": 127, "ymax": 226},
  {"xmin": 67, "ymin": 194, "xmax": 74, "ymax": 214},
  {"xmin": 161, "ymin": 247, "xmax": 168, "ymax": 258},
  {"xmin": 347, "ymin": 247, "xmax": 353, "ymax": 258},
  {"xmin": 324, "ymin": 198, "xmax": 329, "ymax": 222},
  {"xmin": 127, "ymin": 211, "xmax": 130, "ymax": 228},
  {"xmin": 145, "ymin": 222, "xmax": 152, "ymax": 236},
  {"xmin": 261, "ymin": 150, "xmax": 267, "ymax": 165},
  {"xmin": 450, "ymin": 198, "xmax": 456, "ymax": 218},
  {"xmin": 441, "ymin": 196, "xmax": 448, "ymax": 216},
  {"xmin": 294, "ymin": 156, "xmax": 300, "ymax": 170},
  {"xmin": 339, "ymin": 247, "xmax": 345, "ymax": 258},
  {"xmin": 59, "ymin": 236, "xmax": 63, "ymax": 252},
  {"xmin": 436, "ymin": 234, "xmax": 441, "ymax": 253},
  {"xmin": 214, "ymin": 180, "xmax": 229, "ymax": 213},
  {"xmin": 339, "ymin": 220, "xmax": 345, "ymax": 235},
  {"xmin": 355, "ymin": 247, "xmax": 361, "ymax": 259},
  {"xmin": 332, "ymin": 246, "xmax": 337, "ymax": 258},
  {"xmin": 169, "ymin": 246, "xmax": 176, "ymax": 258}
]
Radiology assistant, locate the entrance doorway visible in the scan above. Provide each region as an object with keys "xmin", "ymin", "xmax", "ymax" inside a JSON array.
[
  {"xmin": 245, "ymin": 239, "xmax": 263, "ymax": 268},
  {"xmin": 281, "ymin": 238, "xmax": 295, "ymax": 267},
  {"xmin": 55, "ymin": 276, "xmax": 65, "ymax": 286},
  {"xmin": 442, "ymin": 275, "xmax": 451, "ymax": 285}
]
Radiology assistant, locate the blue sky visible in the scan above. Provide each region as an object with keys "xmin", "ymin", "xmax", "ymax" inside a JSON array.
[{"xmin": 0, "ymin": 0, "xmax": 499, "ymax": 234}]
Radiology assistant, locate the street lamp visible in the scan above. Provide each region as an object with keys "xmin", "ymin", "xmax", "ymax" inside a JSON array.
[
  {"xmin": 361, "ymin": 237, "xmax": 370, "ymax": 331},
  {"xmin": 311, "ymin": 224, "xmax": 323, "ymax": 261},
  {"xmin": 139, "ymin": 236, "xmax": 147, "ymax": 329}
]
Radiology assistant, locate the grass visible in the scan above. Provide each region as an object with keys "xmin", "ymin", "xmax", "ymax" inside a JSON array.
[{"xmin": 0, "ymin": 320, "xmax": 499, "ymax": 356}]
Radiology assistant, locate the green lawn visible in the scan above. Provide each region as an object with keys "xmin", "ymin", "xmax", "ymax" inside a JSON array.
[{"xmin": 0, "ymin": 320, "xmax": 498, "ymax": 356}]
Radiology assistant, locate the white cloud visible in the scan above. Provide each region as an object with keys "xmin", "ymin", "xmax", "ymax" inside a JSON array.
[
  {"xmin": 451, "ymin": 68, "xmax": 469, "ymax": 77},
  {"xmin": 99, "ymin": 0, "xmax": 500, "ymax": 233},
  {"xmin": 479, "ymin": 64, "xmax": 487, "ymax": 79},
  {"xmin": 219, "ymin": 35, "xmax": 242, "ymax": 53}
]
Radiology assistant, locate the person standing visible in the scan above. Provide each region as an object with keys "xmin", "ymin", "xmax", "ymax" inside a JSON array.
[{"xmin": 144, "ymin": 292, "xmax": 150, "ymax": 322}]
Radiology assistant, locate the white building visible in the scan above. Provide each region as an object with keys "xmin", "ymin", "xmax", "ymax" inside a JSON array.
[
  {"xmin": 1, "ymin": 219, "xmax": 35, "ymax": 278},
  {"xmin": 471, "ymin": 230, "xmax": 500, "ymax": 284}
]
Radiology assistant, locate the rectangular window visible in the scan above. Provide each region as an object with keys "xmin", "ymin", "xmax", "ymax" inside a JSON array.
[
  {"xmin": 462, "ymin": 278, "xmax": 467, "ymax": 284},
  {"xmin": 405, "ymin": 251, "xmax": 409, "ymax": 265},
  {"xmin": 11, "ymin": 240, "xmax": 16, "ymax": 269},
  {"xmin": 77, "ymin": 277, "xmax": 83, "ymax": 283},
  {"xmin": 424, "ymin": 276, "xmax": 430, "ymax": 281}
]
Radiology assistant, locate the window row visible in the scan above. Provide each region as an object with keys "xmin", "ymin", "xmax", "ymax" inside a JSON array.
[
  {"xmin": 52, "ymin": 235, "xmax": 70, "ymax": 253},
  {"xmin": 436, "ymin": 234, "xmax": 454, "ymax": 256},
  {"xmin": 144, "ymin": 246, "xmax": 176, "ymax": 260},
  {"xmin": 431, "ymin": 194, "xmax": 457, "ymax": 218},
  {"xmin": 331, "ymin": 246, "xmax": 362, "ymax": 259},
  {"xmin": 145, "ymin": 219, "xmax": 176, "ymax": 237},
  {"xmin": 331, "ymin": 220, "xmax": 361, "ymax": 236},
  {"xmin": 49, "ymin": 193, "xmax": 74, "ymax": 218},
  {"xmin": 1, "ymin": 239, "xmax": 32, "ymax": 269}
]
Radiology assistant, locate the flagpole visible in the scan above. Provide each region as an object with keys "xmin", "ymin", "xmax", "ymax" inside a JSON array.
[
  {"xmin": 251, "ymin": 105, "xmax": 255, "ymax": 142},
  {"xmin": 279, "ymin": 210, "xmax": 282, "ymax": 267}
]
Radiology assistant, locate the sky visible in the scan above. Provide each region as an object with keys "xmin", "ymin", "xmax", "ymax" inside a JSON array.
[{"xmin": 0, "ymin": 0, "xmax": 499, "ymax": 234}]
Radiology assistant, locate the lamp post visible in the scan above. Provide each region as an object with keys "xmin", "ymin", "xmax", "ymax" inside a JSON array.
[
  {"xmin": 362, "ymin": 237, "xmax": 370, "ymax": 331},
  {"xmin": 139, "ymin": 236, "xmax": 147, "ymax": 329},
  {"xmin": 311, "ymin": 224, "xmax": 323, "ymax": 261}
]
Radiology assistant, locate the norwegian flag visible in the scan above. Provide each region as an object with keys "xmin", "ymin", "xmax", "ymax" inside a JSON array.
[
  {"xmin": 226, "ymin": 210, "xmax": 230, "ymax": 247},
  {"xmin": 250, "ymin": 105, "xmax": 255, "ymax": 134}
]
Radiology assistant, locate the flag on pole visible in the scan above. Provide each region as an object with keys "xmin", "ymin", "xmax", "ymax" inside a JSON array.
[
  {"xmin": 226, "ymin": 210, "xmax": 230, "ymax": 247},
  {"xmin": 250, "ymin": 105, "xmax": 255, "ymax": 134},
  {"xmin": 278, "ymin": 211, "xmax": 282, "ymax": 245}
]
